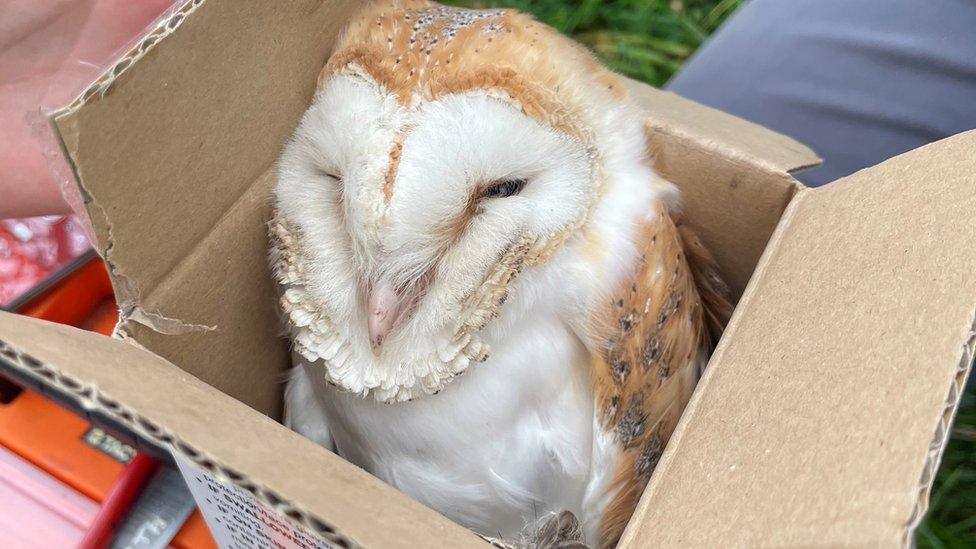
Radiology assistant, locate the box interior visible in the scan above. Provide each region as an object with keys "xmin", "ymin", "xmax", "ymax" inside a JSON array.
[
  {"xmin": 52, "ymin": 0, "xmax": 820, "ymax": 421},
  {"xmin": 0, "ymin": 0, "xmax": 968, "ymax": 546}
]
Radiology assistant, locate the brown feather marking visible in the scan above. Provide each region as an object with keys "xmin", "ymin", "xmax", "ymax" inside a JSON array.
[
  {"xmin": 320, "ymin": 1, "xmax": 617, "ymax": 143},
  {"xmin": 676, "ymin": 224, "xmax": 733, "ymax": 345},
  {"xmin": 383, "ymin": 138, "xmax": 404, "ymax": 202},
  {"xmin": 589, "ymin": 203, "xmax": 731, "ymax": 548},
  {"xmin": 433, "ymin": 186, "xmax": 479, "ymax": 249}
]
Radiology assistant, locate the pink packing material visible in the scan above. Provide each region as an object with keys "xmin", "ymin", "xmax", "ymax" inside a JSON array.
[
  {"xmin": 0, "ymin": 215, "xmax": 91, "ymax": 306},
  {"xmin": 1, "ymin": 1, "xmax": 179, "ymax": 224},
  {"xmin": 1, "ymin": 1, "xmax": 180, "ymax": 305},
  {"xmin": 0, "ymin": 444, "xmax": 99, "ymax": 548}
]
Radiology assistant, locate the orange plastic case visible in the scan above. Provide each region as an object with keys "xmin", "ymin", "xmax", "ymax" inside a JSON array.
[
  {"xmin": 14, "ymin": 251, "xmax": 114, "ymax": 327},
  {"xmin": 2, "ymin": 254, "xmax": 215, "ymax": 548},
  {"xmin": 0, "ymin": 389, "xmax": 125, "ymax": 502}
]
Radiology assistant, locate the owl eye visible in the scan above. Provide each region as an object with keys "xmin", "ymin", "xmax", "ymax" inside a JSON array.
[
  {"xmin": 316, "ymin": 168, "xmax": 341, "ymax": 181},
  {"xmin": 482, "ymin": 178, "xmax": 527, "ymax": 199}
]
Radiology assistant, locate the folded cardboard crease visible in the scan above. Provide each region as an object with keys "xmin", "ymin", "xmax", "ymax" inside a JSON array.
[{"xmin": 1, "ymin": 0, "xmax": 974, "ymax": 547}]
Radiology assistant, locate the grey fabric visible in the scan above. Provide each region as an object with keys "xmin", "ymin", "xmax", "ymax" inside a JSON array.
[{"xmin": 667, "ymin": 0, "xmax": 976, "ymax": 186}]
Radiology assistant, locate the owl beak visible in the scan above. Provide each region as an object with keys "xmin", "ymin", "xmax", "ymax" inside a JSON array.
[
  {"xmin": 367, "ymin": 280, "xmax": 401, "ymax": 352},
  {"xmin": 367, "ymin": 270, "xmax": 434, "ymax": 354}
]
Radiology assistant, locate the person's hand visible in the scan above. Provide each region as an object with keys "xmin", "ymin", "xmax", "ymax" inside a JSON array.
[{"xmin": 0, "ymin": 0, "xmax": 174, "ymax": 219}]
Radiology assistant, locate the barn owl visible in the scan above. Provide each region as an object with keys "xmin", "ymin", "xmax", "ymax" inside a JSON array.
[{"xmin": 272, "ymin": 2, "xmax": 731, "ymax": 547}]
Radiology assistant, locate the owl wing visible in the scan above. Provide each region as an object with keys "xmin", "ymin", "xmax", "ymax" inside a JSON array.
[
  {"xmin": 585, "ymin": 203, "xmax": 731, "ymax": 548},
  {"xmin": 283, "ymin": 362, "xmax": 337, "ymax": 452}
]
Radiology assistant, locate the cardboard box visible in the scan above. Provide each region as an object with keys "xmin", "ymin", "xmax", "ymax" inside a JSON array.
[{"xmin": 1, "ymin": 1, "xmax": 973, "ymax": 546}]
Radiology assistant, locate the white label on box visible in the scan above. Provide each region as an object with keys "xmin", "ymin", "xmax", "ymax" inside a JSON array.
[{"xmin": 173, "ymin": 453, "xmax": 337, "ymax": 549}]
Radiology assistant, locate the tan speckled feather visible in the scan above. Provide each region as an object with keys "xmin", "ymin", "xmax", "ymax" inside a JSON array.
[
  {"xmin": 589, "ymin": 204, "xmax": 731, "ymax": 548},
  {"xmin": 289, "ymin": 1, "xmax": 732, "ymax": 544},
  {"xmin": 321, "ymin": 0, "xmax": 621, "ymax": 141}
]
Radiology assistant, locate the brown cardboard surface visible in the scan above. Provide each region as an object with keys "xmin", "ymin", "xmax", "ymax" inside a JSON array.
[
  {"xmin": 0, "ymin": 312, "xmax": 483, "ymax": 548},
  {"xmin": 48, "ymin": 0, "xmax": 818, "ymax": 416},
  {"xmin": 624, "ymin": 81, "xmax": 821, "ymax": 176},
  {"xmin": 624, "ymin": 83, "xmax": 815, "ymax": 300},
  {"xmin": 623, "ymin": 131, "xmax": 976, "ymax": 547},
  {"xmin": 649, "ymin": 130, "xmax": 798, "ymax": 301},
  {"xmin": 54, "ymin": 0, "xmax": 361, "ymax": 415},
  {"xmin": 120, "ymin": 168, "xmax": 286, "ymax": 417},
  {"xmin": 18, "ymin": 0, "xmax": 970, "ymax": 545}
]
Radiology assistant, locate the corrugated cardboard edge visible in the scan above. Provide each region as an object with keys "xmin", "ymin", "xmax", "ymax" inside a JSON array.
[
  {"xmin": 0, "ymin": 335, "xmax": 357, "ymax": 548},
  {"xmin": 57, "ymin": 0, "xmax": 202, "ymax": 118},
  {"xmin": 51, "ymin": 0, "xmax": 209, "ymax": 336},
  {"xmin": 904, "ymin": 315, "xmax": 976, "ymax": 545}
]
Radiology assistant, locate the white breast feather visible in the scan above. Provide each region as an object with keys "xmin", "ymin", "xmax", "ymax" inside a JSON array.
[{"xmin": 278, "ymin": 7, "xmax": 674, "ymax": 541}]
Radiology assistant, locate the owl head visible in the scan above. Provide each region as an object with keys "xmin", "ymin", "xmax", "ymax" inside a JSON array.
[{"xmin": 274, "ymin": 1, "xmax": 673, "ymax": 402}]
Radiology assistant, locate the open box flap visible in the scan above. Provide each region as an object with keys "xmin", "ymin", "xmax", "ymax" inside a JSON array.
[
  {"xmin": 624, "ymin": 81, "xmax": 820, "ymax": 300},
  {"xmin": 622, "ymin": 79, "xmax": 821, "ymax": 176},
  {"xmin": 623, "ymin": 131, "xmax": 976, "ymax": 547},
  {"xmin": 51, "ymin": 0, "xmax": 362, "ymax": 415},
  {"xmin": 0, "ymin": 312, "xmax": 483, "ymax": 548}
]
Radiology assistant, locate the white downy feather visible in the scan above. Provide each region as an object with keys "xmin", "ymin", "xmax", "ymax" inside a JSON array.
[{"xmin": 278, "ymin": 43, "xmax": 670, "ymax": 543}]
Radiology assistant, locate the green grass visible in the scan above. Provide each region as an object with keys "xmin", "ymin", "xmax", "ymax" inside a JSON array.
[
  {"xmin": 919, "ymin": 390, "xmax": 976, "ymax": 549},
  {"xmin": 446, "ymin": 1, "xmax": 975, "ymax": 546},
  {"xmin": 444, "ymin": 0, "xmax": 741, "ymax": 87}
]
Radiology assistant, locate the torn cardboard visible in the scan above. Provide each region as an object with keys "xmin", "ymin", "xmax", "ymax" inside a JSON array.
[
  {"xmin": 53, "ymin": 0, "xmax": 363, "ymax": 416},
  {"xmin": 0, "ymin": 0, "xmax": 972, "ymax": 547}
]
